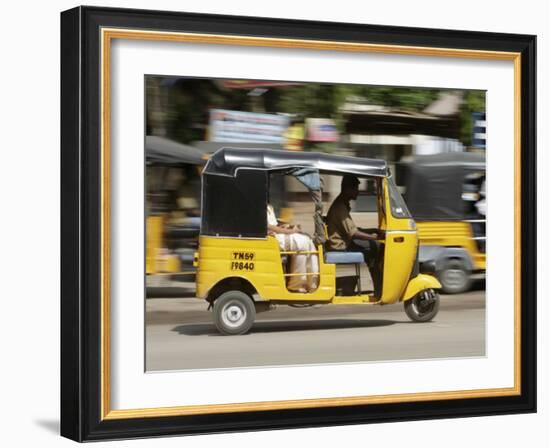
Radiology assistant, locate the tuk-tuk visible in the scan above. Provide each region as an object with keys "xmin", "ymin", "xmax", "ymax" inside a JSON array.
[
  {"xmin": 195, "ymin": 148, "xmax": 441, "ymax": 335},
  {"xmin": 146, "ymin": 136, "xmax": 206, "ymax": 282},
  {"xmin": 398, "ymin": 152, "xmax": 486, "ymax": 294}
]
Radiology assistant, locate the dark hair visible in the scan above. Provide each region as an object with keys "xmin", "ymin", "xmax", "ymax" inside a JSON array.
[{"xmin": 341, "ymin": 175, "xmax": 360, "ymax": 190}]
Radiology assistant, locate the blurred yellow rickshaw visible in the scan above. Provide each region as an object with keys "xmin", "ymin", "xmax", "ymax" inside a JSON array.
[
  {"xmin": 398, "ymin": 153, "xmax": 486, "ymax": 293},
  {"xmin": 145, "ymin": 136, "xmax": 205, "ymax": 282}
]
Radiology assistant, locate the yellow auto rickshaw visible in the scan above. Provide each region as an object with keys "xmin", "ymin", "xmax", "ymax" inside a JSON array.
[
  {"xmin": 398, "ymin": 152, "xmax": 486, "ymax": 294},
  {"xmin": 194, "ymin": 148, "xmax": 441, "ymax": 335},
  {"xmin": 145, "ymin": 136, "xmax": 206, "ymax": 283}
]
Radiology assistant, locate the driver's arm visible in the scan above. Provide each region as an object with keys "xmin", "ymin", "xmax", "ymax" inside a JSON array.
[
  {"xmin": 342, "ymin": 213, "xmax": 379, "ymax": 241},
  {"xmin": 352, "ymin": 229, "xmax": 379, "ymax": 241}
]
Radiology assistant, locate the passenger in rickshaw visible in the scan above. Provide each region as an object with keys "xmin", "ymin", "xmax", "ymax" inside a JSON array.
[
  {"xmin": 326, "ymin": 175, "xmax": 383, "ymax": 294},
  {"xmin": 267, "ymin": 203, "xmax": 319, "ymax": 293}
]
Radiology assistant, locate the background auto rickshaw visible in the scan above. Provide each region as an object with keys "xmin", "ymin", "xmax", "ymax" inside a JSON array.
[
  {"xmin": 397, "ymin": 152, "xmax": 486, "ymax": 293},
  {"xmin": 145, "ymin": 136, "xmax": 206, "ymax": 284},
  {"xmin": 195, "ymin": 148, "xmax": 441, "ymax": 335}
]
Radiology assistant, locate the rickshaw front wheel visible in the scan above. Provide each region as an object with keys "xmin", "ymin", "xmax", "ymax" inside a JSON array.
[
  {"xmin": 404, "ymin": 289, "xmax": 440, "ymax": 322},
  {"xmin": 213, "ymin": 290, "xmax": 256, "ymax": 335},
  {"xmin": 438, "ymin": 259, "xmax": 472, "ymax": 294}
]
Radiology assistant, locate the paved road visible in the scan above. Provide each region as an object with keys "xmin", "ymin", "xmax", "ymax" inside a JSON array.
[{"xmin": 145, "ymin": 289, "xmax": 485, "ymax": 371}]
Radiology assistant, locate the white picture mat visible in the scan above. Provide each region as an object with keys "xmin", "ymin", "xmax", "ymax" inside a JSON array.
[{"xmin": 110, "ymin": 37, "xmax": 515, "ymax": 410}]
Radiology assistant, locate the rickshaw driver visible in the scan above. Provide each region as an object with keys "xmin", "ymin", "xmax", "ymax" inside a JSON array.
[{"xmin": 326, "ymin": 175, "xmax": 383, "ymax": 294}]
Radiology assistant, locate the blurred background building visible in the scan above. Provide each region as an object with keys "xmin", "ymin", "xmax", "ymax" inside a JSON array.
[{"xmin": 146, "ymin": 77, "xmax": 485, "ymax": 155}]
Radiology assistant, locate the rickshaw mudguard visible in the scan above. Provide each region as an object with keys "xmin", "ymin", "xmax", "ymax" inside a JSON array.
[{"xmin": 401, "ymin": 274, "xmax": 441, "ymax": 301}]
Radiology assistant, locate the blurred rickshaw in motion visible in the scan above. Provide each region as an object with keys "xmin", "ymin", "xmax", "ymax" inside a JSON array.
[
  {"xmin": 146, "ymin": 136, "xmax": 206, "ymax": 285},
  {"xmin": 398, "ymin": 152, "xmax": 486, "ymax": 294}
]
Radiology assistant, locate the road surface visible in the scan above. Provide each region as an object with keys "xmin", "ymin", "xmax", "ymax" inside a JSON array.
[{"xmin": 146, "ymin": 288, "xmax": 485, "ymax": 371}]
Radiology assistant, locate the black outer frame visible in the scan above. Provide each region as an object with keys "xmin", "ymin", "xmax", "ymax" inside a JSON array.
[{"xmin": 60, "ymin": 6, "xmax": 536, "ymax": 442}]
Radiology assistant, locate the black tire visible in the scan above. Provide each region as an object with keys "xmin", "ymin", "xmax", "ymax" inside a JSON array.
[
  {"xmin": 437, "ymin": 258, "xmax": 472, "ymax": 294},
  {"xmin": 404, "ymin": 289, "xmax": 440, "ymax": 322},
  {"xmin": 213, "ymin": 290, "xmax": 256, "ymax": 335}
]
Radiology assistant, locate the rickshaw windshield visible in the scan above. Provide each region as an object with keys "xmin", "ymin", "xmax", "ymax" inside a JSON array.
[{"xmin": 388, "ymin": 177, "xmax": 412, "ymax": 219}]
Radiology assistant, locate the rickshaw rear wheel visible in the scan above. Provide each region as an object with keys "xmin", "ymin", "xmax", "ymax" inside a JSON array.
[
  {"xmin": 404, "ymin": 289, "xmax": 440, "ymax": 322},
  {"xmin": 213, "ymin": 290, "xmax": 256, "ymax": 335}
]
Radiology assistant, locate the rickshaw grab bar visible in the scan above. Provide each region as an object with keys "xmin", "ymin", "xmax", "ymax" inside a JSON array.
[
  {"xmin": 283, "ymin": 272, "xmax": 320, "ymax": 277},
  {"xmin": 279, "ymin": 250, "xmax": 320, "ymax": 255}
]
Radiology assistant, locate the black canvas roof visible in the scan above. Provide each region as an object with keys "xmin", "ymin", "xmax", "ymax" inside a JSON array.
[
  {"xmin": 399, "ymin": 152, "xmax": 486, "ymax": 220},
  {"xmin": 404, "ymin": 152, "xmax": 485, "ymax": 170},
  {"xmin": 145, "ymin": 136, "xmax": 207, "ymax": 166},
  {"xmin": 203, "ymin": 148, "xmax": 388, "ymax": 178}
]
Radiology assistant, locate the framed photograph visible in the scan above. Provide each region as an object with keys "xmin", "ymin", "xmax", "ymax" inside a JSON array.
[{"xmin": 60, "ymin": 6, "xmax": 536, "ymax": 442}]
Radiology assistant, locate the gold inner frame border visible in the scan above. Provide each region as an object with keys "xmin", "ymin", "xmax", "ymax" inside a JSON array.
[{"xmin": 100, "ymin": 27, "xmax": 522, "ymax": 420}]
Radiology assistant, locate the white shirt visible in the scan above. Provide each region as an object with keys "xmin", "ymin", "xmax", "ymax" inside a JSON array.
[{"xmin": 267, "ymin": 204, "xmax": 278, "ymax": 226}]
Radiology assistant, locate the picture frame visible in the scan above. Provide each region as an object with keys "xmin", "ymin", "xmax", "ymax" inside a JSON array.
[{"xmin": 60, "ymin": 5, "xmax": 536, "ymax": 442}]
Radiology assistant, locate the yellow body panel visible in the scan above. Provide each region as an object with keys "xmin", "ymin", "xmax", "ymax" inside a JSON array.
[
  {"xmin": 196, "ymin": 236, "xmax": 335, "ymax": 301},
  {"xmin": 380, "ymin": 231, "xmax": 418, "ymax": 303},
  {"xmin": 331, "ymin": 295, "xmax": 373, "ymax": 304},
  {"xmin": 196, "ymin": 178, "xmax": 440, "ymax": 305},
  {"xmin": 146, "ymin": 215, "xmax": 182, "ymax": 274},
  {"xmin": 416, "ymin": 221, "xmax": 486, "ymax": 270},
  {"xmin": 475, "ymin": 255, "xmax": 486, "ymax": 270},
  {"xmin": 379, "ymin": 179, "xmax": 420, "ymax": 304},
  {"xmin": 164, "ymin": 255, "xmax": 181, "ymax": 273},
  {"xmin": 146, "ymin": 216, "xmax": 163, "ymax": 274},
  {"xmin": 401, "ymin": 274, "xmax": 442, "ymax": 301}
]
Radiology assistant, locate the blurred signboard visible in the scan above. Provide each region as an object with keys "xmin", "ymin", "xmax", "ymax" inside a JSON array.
[
  {"xmin": 471, "ymin": 112, "xmax": 486, "ymax": 149},
  {"xmin": 306, "ymin": 118, "xmax": 339, "ymax": 142},
  {"xmin": 209, "ymin": 109, "xmax": 289, "ymax": 144}
]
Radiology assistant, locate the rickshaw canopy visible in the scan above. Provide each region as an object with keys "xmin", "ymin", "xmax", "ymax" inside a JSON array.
[
  {"xmin": 201, "ymin": 148, "xmax": 389, "ymax": 238},
  {"xmin": 398, "ymin": 152, "xmax": 486, "ymax": 221},
  {"xmin": 203, "ymin": 147, "xmax": 388, "ymax": 178}
]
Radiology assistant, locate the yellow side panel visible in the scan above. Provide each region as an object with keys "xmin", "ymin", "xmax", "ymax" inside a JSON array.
[
  {"xmin": 401, "ymin": 274, "xmax": 442, "ymax": 301},
  {"xmin": 164, "ymin": 255, "xmax": 181, "ymax": 273},
  {"xmin": 380, "ymin": 178, "xmax": 419, "ymax": 304},
  {"xmin": 380, "ymin": 231, "xmax": 418, "ymax": 304},
  {"xmin": 146, "ymin": 216, "xmax": 163, "ymax": 274},
  {"xmin": 331, "ymin": 295, "xmax": 372, "ymax": 304},
  {"xmin": 196, "ymin": 236, "xmax": 335, "ymax": 301},
  {"xmin": 473, "ymin": 253, "xmax": 486, "ymax": 270},
  {"xmin": 416, "ymin": 221, "xmax": 485, "ymax": 270},
  {"xmin": 146, "ymin": 216, "xmax": 182, "ymax": 274}
]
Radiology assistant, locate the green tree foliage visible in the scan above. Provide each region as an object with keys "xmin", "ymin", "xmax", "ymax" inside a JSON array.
[{"xmin": 275, "ymin": 84, "xmax": 440, "ymax": 116}]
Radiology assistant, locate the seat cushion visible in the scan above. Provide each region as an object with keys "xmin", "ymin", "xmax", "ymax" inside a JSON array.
[{"xmin": 325, "ymin": 251, "xmax": 364, "ymax": 264}]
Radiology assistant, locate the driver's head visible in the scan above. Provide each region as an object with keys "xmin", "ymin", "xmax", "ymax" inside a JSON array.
[{"xmin": 341, "ymin": 175, "xmax": 360, "ymax": 200}]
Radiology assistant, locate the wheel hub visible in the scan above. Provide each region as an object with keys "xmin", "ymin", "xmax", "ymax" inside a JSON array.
[
  {"xmin": 222, "ymin": 303, "xmax": 246, "ymax": 327},
  {"xmin": 415, "ymin": 290, "xmax": 436, "ymax": 314},
  {"xmin": 441, "ymin": 268, "xmax": 467, "ymax": 287}
]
